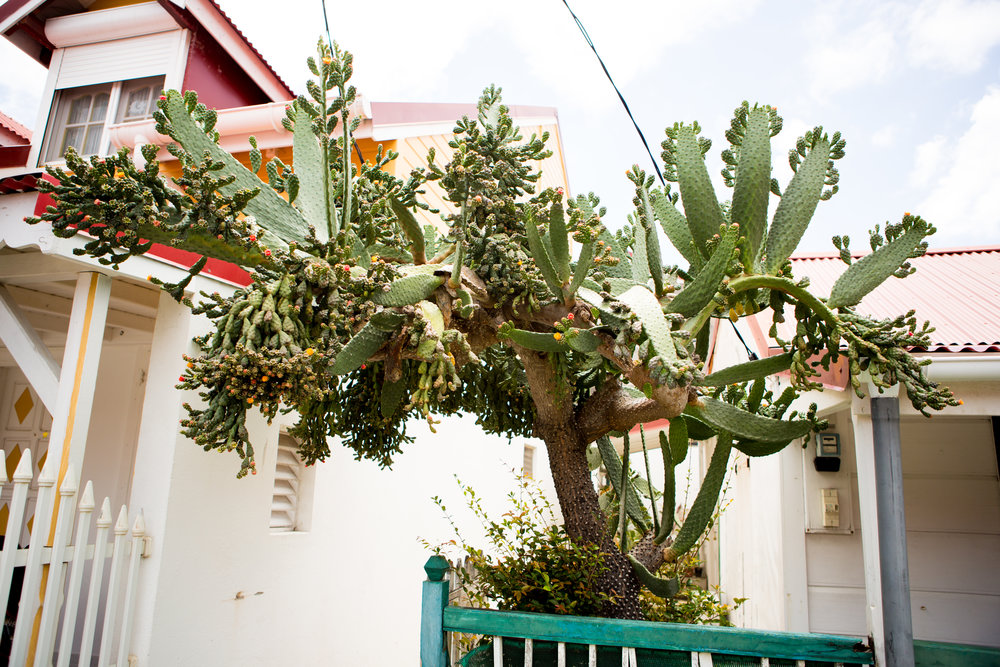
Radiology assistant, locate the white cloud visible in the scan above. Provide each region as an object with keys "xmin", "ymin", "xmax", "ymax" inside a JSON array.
[
  {"xmin": 0, "ymin": 40, "xmax": 46, "ymax": 132},
  {"xmin": 907, "ymin": 0, "xmax": 1000, "ymax": 73},
  {"xmin": 871, "ymin": 124, "xmax": 897, "ymax": 147},
  {"xmin": 805, "ymin": 11, "xmax": 898, "ymax": 98},
  {"xmin": 910, "ymin": 135, "xmax": 946, "ymax": 187},
  {"xmin": 916, "ymin": 87, "xmax": 1000, "ymax": 241}
]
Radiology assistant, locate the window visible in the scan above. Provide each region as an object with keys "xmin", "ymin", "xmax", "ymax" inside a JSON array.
[
  {"xmin": 42, "ymin": 75, "xmax": 164, "ymax": 164},
  {"xmin": 270, "ymin": 433, "xmax": 305, "ymax": 532}
]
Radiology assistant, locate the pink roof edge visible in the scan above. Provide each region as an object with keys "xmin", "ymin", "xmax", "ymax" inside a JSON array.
[{"xmin": 0, "ymin": 109, "xmax": 31, "ymax": 142}]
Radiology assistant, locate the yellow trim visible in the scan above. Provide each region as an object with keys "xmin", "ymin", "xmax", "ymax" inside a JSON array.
[{"xmin": 30, "ymin": 273, "xmax": 102, "ymax": 662}]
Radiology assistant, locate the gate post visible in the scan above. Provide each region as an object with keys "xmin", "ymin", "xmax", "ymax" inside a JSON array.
[{"xmin": 420, "ymin": 555, "xmax": 450, "ymax": 667}]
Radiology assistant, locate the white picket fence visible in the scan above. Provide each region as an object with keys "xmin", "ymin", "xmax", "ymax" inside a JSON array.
[{"xmin": 0, "ymin": 448, "xmax": 148, "ymax": 667}]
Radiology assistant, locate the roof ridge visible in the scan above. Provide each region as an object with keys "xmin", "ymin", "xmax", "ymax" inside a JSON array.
[{"xmin": 792, "ymin": 244, "xmax": 1000, "ymax": 260}]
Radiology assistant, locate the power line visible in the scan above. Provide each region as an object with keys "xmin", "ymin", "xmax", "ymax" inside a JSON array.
[
  {"xmin": 559, "ymin": 0, "xmax": 664, "ymax": 186},
  {"xmin": 558, "ymin": 0, "xmax": 757, "ymax": 362}
]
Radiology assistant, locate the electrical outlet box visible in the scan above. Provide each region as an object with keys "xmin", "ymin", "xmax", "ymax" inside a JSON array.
[{"xmin": 822, "ymin": 488, "xmax": 840, "ymax": 528}]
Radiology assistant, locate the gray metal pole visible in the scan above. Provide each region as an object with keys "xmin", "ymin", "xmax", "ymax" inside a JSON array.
[{"xmin": 871, "ymin": 396, "xmax": 915, "ymax": 667}]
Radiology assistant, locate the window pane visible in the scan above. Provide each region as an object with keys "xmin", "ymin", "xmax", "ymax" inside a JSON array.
[
  {"xmin": 90, "ymin": 93, "xmax": 109, "ymax": 122},
  {"xmin": 67, "ymin": 96, "xmax": 91, "ymax": 125},
  {"xmin": 116, "ymin": 76, "xmax": 164, "ymax": 122},
  {"xmin": 61, "ymin": 126, "xmax": 84, "ymax": 154},
  {"xmin": 82, "ymin": 125, "xmax": 103, "ymax": 155},
  {"xmin": 123, "ymin": 87, "xmax": 152, "ymax": 120}
]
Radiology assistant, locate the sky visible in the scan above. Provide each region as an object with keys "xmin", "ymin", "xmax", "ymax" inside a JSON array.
[{"xmin": 2, "ymin": 0, "xmax": 1000, "ymax": 261}]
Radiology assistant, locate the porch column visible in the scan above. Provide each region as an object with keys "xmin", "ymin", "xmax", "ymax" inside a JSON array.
[
  {"xmin": 851, "ymin": 394, "xmax": 886, "ymax": 666},
  {"xmin": 44, "ymin": 271, "xmax": 112, "ymax": 480},
  {"xmin": 871, "ymin": 396, "xmax": 915, "ymax": 666}
]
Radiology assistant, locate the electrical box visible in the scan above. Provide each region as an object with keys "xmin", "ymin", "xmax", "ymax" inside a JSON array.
[
  {"xmin": 821, "ymin": 488, "xmax": 840, "ymax": 528},
  {"xmin": 814, "ymin": 433, "xmax": 842, "ymax": 472}
]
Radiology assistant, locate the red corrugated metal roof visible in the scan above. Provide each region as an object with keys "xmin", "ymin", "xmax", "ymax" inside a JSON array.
[
  {"xmin": 0, "ymin": 110, "xmax": 31, "ymax": 142},
  {"xmin": 778, "ymin": 245, "xmax": 1000, "ymax": 353}
]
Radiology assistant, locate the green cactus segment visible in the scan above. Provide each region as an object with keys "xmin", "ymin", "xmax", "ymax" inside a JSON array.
[
  {"xmin": 731, "ymin": 106, "xmax": 773, "ymax": 267},
  {"xmin": 766, "ymin": 135, "xmax": 833, "ymax": 272},
  {"xmin": 651, "ymin": 191, "xmax": 701, "ymax": 270},
  {"xmin": 380, "ymin": 378, "xmax": 406, "ymax": 419},
  {"xmin": 501, "ymin": 327, "xmax": 565, "ymax": 353},
  {"xmin": 618, "ymin": 286, "xmax": 678, "ymax": 363},
  {"xmin": 656, "ymin": 430, "xmax": 677, "ymax": 542},
  {"xmin": 525, "ymin": 210, "xmax": 564, "ymax": 297},
  {"xmin": 663, "ymin": 435, "xmax": 732, "ymax": 562},
  {"xmin": 639, "ymin": 186, "xmax": 664, "ymax": 296},
  {"xmin": 828, "ymin": 217, "xmax": 928, "ymax": 308},
  {"xmin": 627, "ymin": 555, "xmax": 679, "ymax": 598},
  {"xmin": 416, "ymin": 300, "xmax": 444, "ymax": 358},
  {"xmin": 665, "ymin": 223, "xmax": 738, "ymax": 317},
  {"xmin": 734, "ymin": 439, "xmax": 792, "ymax": 457},
  {"xmin": 568, "ymin": 242, "xmax": 594, "ymax": 297},
  {"xmin": 399, "ymin": 263, "xmax": 448, "ymax": 277},
  {"xmin": 668, "ymin": 417, "xmax": 689, "ymax": 466},
  {"xmin": 681, "ymin": 413, "xmax": 716, "ymax": 441},
  {"xmin": 702, "ymin": 352, "xmax": 793, "ymax": 386},
  {"xmin": 389, "ymin": 198, "xmax": 426, "ymax": 265},
  {"xmin": 566, "ymin": 329, "xmax": 601, "ymax": 353},
  {"xmin": 598, "ymin": 229, "xmax": 633, "ymax": 279},
  {"xmin": 160, "ymin": 92, "xmax": 308, "ymax": 245},
  {"xmin": 631, "ymin": 214, "xmax": 651, "ymax": 285},
  {"xmin": 596, "ymin": 435, "xmax": 651, "ymax": 532},
  {"xmin": 577, "ymin": 287, "xmax": 626, "ymax": 327},
  {"xmin": 674, "ymin": 125, "xmax": 726, "ymax": 252},
  {"xmin": 292, "ymin": 104, "xmax": 334, "ymax": 242},
  {"xmin": 370, "ymin": 310, "xmax": 405, "ymax": 331},
  {"xmin": 329, "ymin": 322, "xmax": 392, "ymax": 375},
  {"xmin": 371, "ymin": 274, "xmax": 444, "ymax": 307},
  {"xmin": 548, "ymin": 201, "xmax": 571, "ymax": 283},
  {"xmin": 693, "ymin": 396, "xmax": 813, "ymax": 442}
]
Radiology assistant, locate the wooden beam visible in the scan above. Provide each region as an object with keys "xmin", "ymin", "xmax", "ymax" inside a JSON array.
[{"xmin": 0, "ymin": 283, "xmax": 60, "ymax": 412}]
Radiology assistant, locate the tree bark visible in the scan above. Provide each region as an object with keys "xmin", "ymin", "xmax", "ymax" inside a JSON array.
[{"xmin": 516, "ymin": 347, "xmax": 647, "ymax": 619}]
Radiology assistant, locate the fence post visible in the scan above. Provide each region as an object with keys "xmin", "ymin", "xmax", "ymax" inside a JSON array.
[{"xmin": 420, "ymin": 555, "xmax": 450, "ymax": 667}]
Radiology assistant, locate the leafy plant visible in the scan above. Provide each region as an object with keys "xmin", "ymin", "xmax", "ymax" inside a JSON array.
[
  {"xmin": 425, "ymin": 475, "xmax": 615, "ymax": 617},
  {"xmin": 27, "ymin": 41, "xmax": 959, "ymax": 618}
]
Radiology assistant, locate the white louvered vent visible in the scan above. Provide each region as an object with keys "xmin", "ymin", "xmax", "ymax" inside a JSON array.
[
  {"xmin": 270, "ymin": 434, "xmax": 303, "ymax": 532},
  {"xmin": 523, "ymin": 444, "xmax": 535, "ymax": 479}
]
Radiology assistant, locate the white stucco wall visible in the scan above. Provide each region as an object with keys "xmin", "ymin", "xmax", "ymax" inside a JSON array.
[{"xmin": 126, "ymin": 290, "xmax": 554, "ymax": 665}]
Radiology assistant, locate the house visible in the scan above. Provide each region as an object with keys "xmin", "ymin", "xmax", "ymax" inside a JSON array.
[
  {"xmin": 705, "ymin": 246, "xmax": 1000, "ymax": 664},
  {"xmin": 0, "ymin": 1, "xmax": 566, "ymax": 663}
]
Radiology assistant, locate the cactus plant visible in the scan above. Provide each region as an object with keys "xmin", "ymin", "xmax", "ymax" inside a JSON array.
[{"xmin": 26, "ymin": 41, "xmax": 958, "ymax": 619}]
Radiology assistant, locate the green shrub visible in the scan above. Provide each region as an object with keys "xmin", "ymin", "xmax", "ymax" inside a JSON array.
[{"xmin": 425, "ymin": 475, "xmax": 616, "ymax": 616}]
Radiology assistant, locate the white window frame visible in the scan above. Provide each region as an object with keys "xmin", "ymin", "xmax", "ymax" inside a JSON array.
[{"xmin": 39, "ymin": 75, "xmax": 165, "ymax": 165}]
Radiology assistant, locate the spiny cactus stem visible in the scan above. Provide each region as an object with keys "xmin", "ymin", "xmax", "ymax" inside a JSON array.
[
  {"xmin": 682, "ymin": 300, "xmax": 721, "ymax": 338},
  {"xmin": 727, "ymin": 275, "xmax": 838, "ymax": 330}
]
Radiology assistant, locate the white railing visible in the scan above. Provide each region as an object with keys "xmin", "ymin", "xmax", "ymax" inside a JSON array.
[{"xmin": 0, "ymin": 448, "xmax": 149, "ymax": 667}]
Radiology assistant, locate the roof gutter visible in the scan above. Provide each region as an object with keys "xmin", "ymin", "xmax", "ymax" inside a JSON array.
[{"xmin": 919, "ymin": 354, "xmax": 1000, "ymax": 382}]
